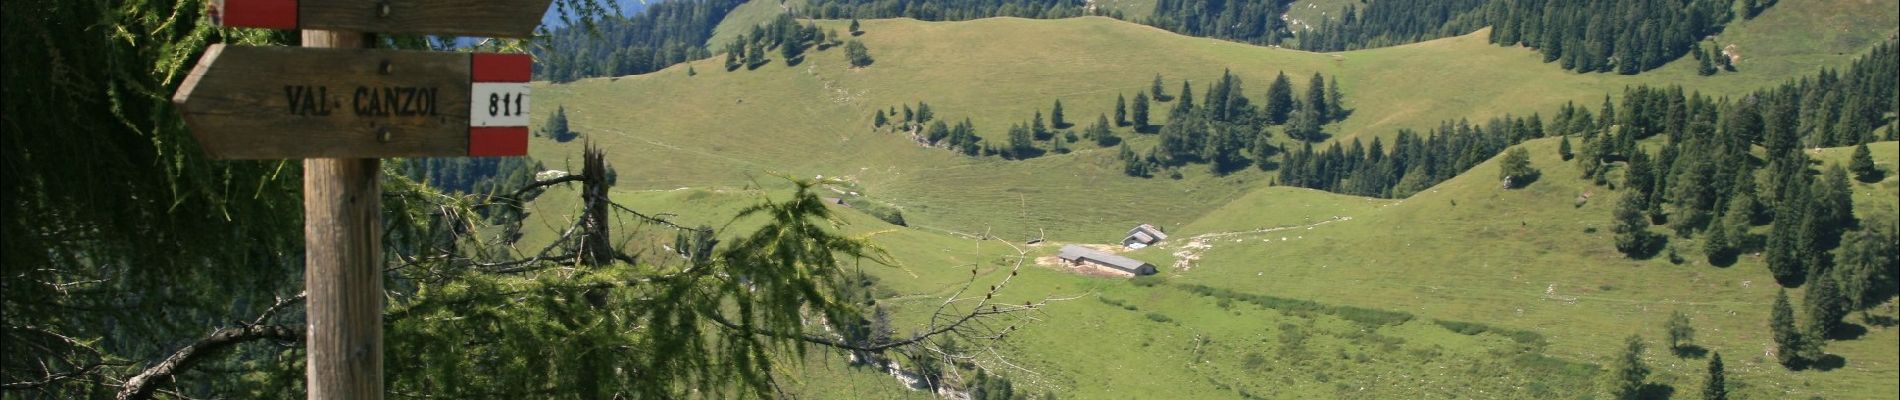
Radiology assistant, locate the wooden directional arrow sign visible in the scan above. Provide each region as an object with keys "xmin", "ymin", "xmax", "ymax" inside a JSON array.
[
  {"xmin": 173, "ymin": 44, "xmax": 531, "ymax": 159},
  {"xmin": 208, "ymin": 0, "xmax": 554, "ymax": 38}
]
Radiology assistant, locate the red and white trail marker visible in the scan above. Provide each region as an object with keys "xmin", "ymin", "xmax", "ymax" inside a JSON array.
[
  {"xmin": 209, "ymin": 0, "xmax": 553, "ymax": 38},
  {"xmin": 468, "ymin": 53, "xmax": 532, "ymax": 157}
]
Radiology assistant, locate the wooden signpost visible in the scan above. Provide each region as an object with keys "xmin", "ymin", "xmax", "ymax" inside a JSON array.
[
  {"xmin": 173, "ymin": 1, "xmax": 552, "ymax": 398},
  {"xmin": 174, "ymin": 45, "xmax": 531, "ymax": 158}
]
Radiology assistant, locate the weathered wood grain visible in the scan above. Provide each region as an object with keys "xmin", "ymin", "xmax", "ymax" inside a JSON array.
[
  {"xmin": 173, "ymin": 44, "xmax": 472, "ymax": 159},
  {"xmin": 301, "ymin": 29, "xmax": 383, "ymax": 400}
]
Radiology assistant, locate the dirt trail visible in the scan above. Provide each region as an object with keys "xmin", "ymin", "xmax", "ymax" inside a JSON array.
[{"xmin": 1164, "ymin": 216, "xmax": 1355, "ymax": 272}]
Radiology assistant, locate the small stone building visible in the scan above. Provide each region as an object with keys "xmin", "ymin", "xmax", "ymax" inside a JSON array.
[
  {"xmin": 1122, "ymin": 224, "xmax": 1168, "ymax": 249},
  {"xmin": 1057, "ymin": 245, "xmax": 1158, "ymax": 277}
]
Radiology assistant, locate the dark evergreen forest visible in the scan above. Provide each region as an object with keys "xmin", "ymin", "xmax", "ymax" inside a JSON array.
[
  {"xmin": 1147, "ymin": 0, "xmax": 1295, "ymax": 46},
  {"xmin": 1277, "ymin": 39, "xmax": 1894, "ymax": 199},
  {"xmin": 800, "ymin": 0, "xmax": 1090, "ymax": 20},
  {"xmin": 535, "ymin": 0, "xmax": 745, "ymax": 82},
  {"xmin": 1293, "ymin": 0, "xmax": 1491, "ymax": 51},
  {"xmin": 1484, "ymin": 0, "xmax": 1743, "ymax": 74}
]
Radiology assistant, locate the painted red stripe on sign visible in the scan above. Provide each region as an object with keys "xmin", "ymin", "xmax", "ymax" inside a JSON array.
[
  {"xmin": 471, "ymin": 53, "xmax": 532, "ymax": 83},
  {"xmin": 469, "ymin": 127, "xmax": 528, "ymax": 156},
  {"xmin": 215, "ymin": 0, "xmax": 298, "ymax": 30}
]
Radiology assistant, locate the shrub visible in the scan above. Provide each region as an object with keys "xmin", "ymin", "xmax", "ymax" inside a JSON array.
[
  {"xmin": 841, "ymin": 195, "xmax": 905, "ymax": 226},
  {"xmin": 1499, "ymin": 147, "xmax": 1539, "ymax": 188}
]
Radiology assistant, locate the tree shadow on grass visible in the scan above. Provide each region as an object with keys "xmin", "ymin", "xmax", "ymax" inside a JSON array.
[
  {"xmin": 1707, "ymin": 250, "xmax": 1738, "ymax": 267},
  {"xmin": 1825, "ymin": 323, "xmax": 1868, "ymax": 341},
  {"xmin": 1636, "ymin": 383, "xmax": 1674, "ymax": 400},
  {"xmin": 1811, "ymin": 354, "xmax": 1847, "ymax": 371},
  {"xmin": 1505, "ymin": 173, "xmax": 1542, "ymax": 189},
  {"xmin": 1671, "ymin": 344, "xmax": 1708, "ymax": 359}
]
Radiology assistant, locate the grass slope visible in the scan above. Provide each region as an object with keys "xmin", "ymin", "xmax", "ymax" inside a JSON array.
[
  {"xmin": 1154, "ymin": 139, "xmax": 1900, "ymax": 399},
  {"xmin": 519, "ymin": 4, "xmax": 1899, "ymax": 397},
  {"xmin": 532, "ymin": 5, "xmax": 1894, "ymax": 240},
  {"xmin": 705, "ymin": 0, "xmax": 808, "ymax": 52}
]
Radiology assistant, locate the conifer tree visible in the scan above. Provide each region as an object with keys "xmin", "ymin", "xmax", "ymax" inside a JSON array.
[
  {"xmin": 844, "ymin": 40, "xmax": 874, "ymax": 67},
  {"xmin": 1266, "ymin": 72, "xmax": 1295, "ymax": 124},
  {"xmin": 1703, "ymin": 352, "xmax": 1727, "ymax": 400},
  {"xmin": 1306, "ymin": 73, "xmax": 1329, "ymax": 124},
  {"xmin": 1835, "ymin": 218, "xmax": 1898, "ymax": 319},
  {"xmin": 1722, "ymin": 190, "xmax": 1757, "ymax": 249},
  {"xmin": 1714, "ymin": 45, "xmax": 1734, "ymax": 71},
  {"xmin": 1559, "ymin": 135, "xmax": 1574, "ymax": 160},
  {"xmin": 725, "ymin": 41, "xmax": 741, "ymax": 70},
  {"xmin": 1607, "ymin": 335, "xmax": 1650, "ymax": 400},
  {"xmin": 1093, "ymin": 114, "xmax": 1117, "ymax": 147},
  {"xmin": 1051, "ymin": 99, "xmax": 1067, "ymax": 128},
  {"xmin": 1175, "ymin": 81, "xmax": 1195, "ymax": 115},
  {"xmin": 1499, "ymin": 147, "xmax": 1537, "ymax": 187},
  {"xmin": 1850, "ymin": 143, "xmax": 1879, "ymax": 182},
  {"xmin": 1804, "ymin": 273, "xmax": 1846, "ymax": 339},
  {"xmin": 1326, "ymin": 75, "xmax": 1345, "ymax": 121},
  {"xmin": 1770, "ymin": 289, "xmax": 1805, "ymax": 368},
  {"xmin": 1120, "ymin": 143, "xmax": 1145, "ymax": 177},
  {"xmin": 1766, "ymin": 182, "xmax": 1807, "ymax": 286},
  {"xmin": 1152, "ymin": 74, "xmax": 1168, "ymax": 101},
  {"xmin": 1115, "ymin": 94, "xmax": 1129, "ymax": 126},
  {"xmin": 1666, "ymin": 311, "xmax": 1695, "ymax": 352},
  {"xmin": 849, "ymin": 18, "xmax": 861, "ymax": 34},
  {"xmin": 1032, "ymin": 111, "xmax": 1049, "ymax": 141},
  {"xmin": 1008, "ymin": 123, "xmax": 1035, "ymax": 159},
  {"xmin": 1253, "ymin": 131, "xmax": 1276, "ymax": 170},
  {"xmin": 1697, "ymin": 45, "xmax": 1718, "ymax": 76},
  {"xmin": 917, "ymin": 102, "xmax": 934, "ymax": 124},
  {"xmin": 1287, "ymin": 106, "xmax": 1322, "ymax": 142},
  {"xmin": 1132, "ymin": 92, "xmax": 1151, "ymax": 128},
  {"xmin": 545, "ymin": 105, "xmax": 572, "ymax": 141},
  {"xmin": 746, "ymin": 39, "xmax": 766, "ymax": 68},
  {"xmin": 780, "ymin": 28, "xmax": 804, "ymax": 65},
  {"xmin": 1704, "ymin": 217, "xmax": 1733, "ymax": 262},
  {"xmin": 874, "ymin": 109, "xmax": 888, "ymax": 128},
  {"xmin": 1599, "ymin": 96, "xmax": 1618, "ymax": 131},
  {"xmin": 1614, "ymin": 191, "xmax": 1654, "ymax": 257}
]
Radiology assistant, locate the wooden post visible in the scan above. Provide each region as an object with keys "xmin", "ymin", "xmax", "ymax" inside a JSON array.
[{"xmin": 301, "ymin": 29, "xmax": 382, "ymax": 400}]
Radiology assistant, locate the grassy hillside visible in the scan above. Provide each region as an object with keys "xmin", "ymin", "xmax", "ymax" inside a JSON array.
[
  {"xmin": 520, "ymin": 3, "xmax": 1899, "ymax": 397},
  {"xmin": 705, "ymin": 0, "xmax": 807, "ymax": 52},
  {"xmin": 1152, "ymin": 139, "xmax": 1900, "ymax": 399},
  {"xmin": 531, "ymin": 5, "xmax": 1894, "ymax": 242}
]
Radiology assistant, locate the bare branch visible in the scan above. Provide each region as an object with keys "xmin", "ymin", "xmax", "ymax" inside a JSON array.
[
  {"xmin": 0, "ymin": 361, "xmax": 118, "ymax": 391},
  {"xmin": 500, "ymin": 174, "xmax": 587, "ymax": 205},
  {"xmin": 115, "ymin": 324, "xmax": 301, "ymax": 400},
  {"xmin": 249, "ymin": 292, "xmax": 306, "ymax": 327}
]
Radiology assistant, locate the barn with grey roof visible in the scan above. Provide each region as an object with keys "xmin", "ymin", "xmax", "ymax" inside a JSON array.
[{"xmin": 1057, "ymin": 245, "xmax": 1158, "ymax": 277}]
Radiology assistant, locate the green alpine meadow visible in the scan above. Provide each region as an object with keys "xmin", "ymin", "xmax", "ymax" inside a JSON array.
[{"xmin": 6, "ymin": 0, "xmax": 1896, "ymax": 399}]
